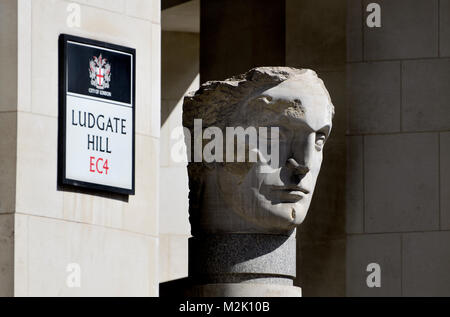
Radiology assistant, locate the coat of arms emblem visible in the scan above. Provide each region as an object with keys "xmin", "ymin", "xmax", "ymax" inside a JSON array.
[{"xmin": 89, "ymin": 54, "xmax": 111, "ymax": 90}]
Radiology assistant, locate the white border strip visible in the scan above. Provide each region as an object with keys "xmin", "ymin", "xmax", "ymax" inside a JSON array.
[
  {"xmin": 67, "ymin": 92, "xmax": 133, "ymax": 108},
  {"xmin": 67, "ymin": 40, "xmax": 133, "ymax": 56}
]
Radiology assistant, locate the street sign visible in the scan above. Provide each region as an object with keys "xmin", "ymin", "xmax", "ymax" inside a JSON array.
[{"xmin": 58, "ymin": 34, "xmax": 135, "ymax": 195}]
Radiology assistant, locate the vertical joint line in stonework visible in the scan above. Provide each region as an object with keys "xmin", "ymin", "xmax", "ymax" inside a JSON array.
[
  {"xmin": 400, "ymin": 62, "xmax": 403, "ymax": 132},
  {"xmin": 400, "ymin": 233, "xmax": 403, "ymax": 296},
  {"xmin": 362, "ymin": 135, "xmax": 366, "ymax": 233},
  {"xmin": 361, "ymin": 0, "xmax": 365, "ymax": 61},
  {"xmin": 438, "ymin": 132, "xmax": 441, "ymax": 230},
  {"xmin": 438, "ymin": 0, "xmax": 441, "ymax": 57}
]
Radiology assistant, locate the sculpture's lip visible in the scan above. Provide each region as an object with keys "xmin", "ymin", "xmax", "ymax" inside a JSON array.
[
  {"xmin": 266, "ymin": 185, "xmax": 310, "ymax": 203},
  {"xmin": 276, "ymin": 185, "xmax": 310, "ymax": 195}
]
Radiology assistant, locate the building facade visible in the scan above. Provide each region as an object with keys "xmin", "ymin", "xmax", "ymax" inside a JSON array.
[{"xmin": 1, "ymin": 0, "xmax": 450, "ymax": 296}]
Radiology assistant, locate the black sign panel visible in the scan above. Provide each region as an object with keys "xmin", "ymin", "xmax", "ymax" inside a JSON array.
[
  {"xmin": 58, "ymin": 34, "xmax": 136, "ymax": 195},
  {"xmin": 67, "ymin": 42, "xmax": 132, "ymax": 104}
]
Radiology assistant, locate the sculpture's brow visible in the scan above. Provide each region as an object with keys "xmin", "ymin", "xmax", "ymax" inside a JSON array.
[
  {"xmin": 318, "ymin": 124, "xmax": 332, "ymax": 138},
  {"xmin": 283, "ymin": 115, "xmax": 331, "ymax": 136}
]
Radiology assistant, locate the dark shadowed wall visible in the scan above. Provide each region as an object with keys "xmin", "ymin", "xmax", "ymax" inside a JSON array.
[
  {"xmin": 200, "ymin": 0, "xmax": 285, "ymax": 82},
  {"xmin": 346, "ymin": 0, "xmax": 450, "ymax": 296}
]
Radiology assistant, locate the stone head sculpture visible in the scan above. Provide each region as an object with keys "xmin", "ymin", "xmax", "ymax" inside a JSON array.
[{"xmin": 183, "ymin": 67, "xmax": 334, "ymax": 237}]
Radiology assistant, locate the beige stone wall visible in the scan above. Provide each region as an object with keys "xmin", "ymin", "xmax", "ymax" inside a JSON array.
[
  {"xmin": 159, "ymin": 31, "xmax": 198, "ymax": 283},
  {"xmin": 0, "ymin": 0, "xmax": 161, "ymax": 296}
]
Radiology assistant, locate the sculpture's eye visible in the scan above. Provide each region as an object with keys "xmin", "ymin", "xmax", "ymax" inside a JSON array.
[{"xmin": 315, "ymin": 133, "xmax": 326, "ymax": 151}]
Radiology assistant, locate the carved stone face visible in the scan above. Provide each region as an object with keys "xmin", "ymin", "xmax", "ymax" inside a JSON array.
[{"xmin": 215, "ymin": 78, "xmax": 333, "ymax": 232}]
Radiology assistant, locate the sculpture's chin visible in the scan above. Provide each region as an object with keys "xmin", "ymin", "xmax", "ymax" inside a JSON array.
[
  {"xmin": 258, "ymin": 202, "xmax": 308, "ymax": 230},
  {"xmin": 291, "ymin": 204, "xmax": 308, "ymax": 225},
  {"xmin": 228, "ymin": 198, "xmax": 309, "ymax": 233}
]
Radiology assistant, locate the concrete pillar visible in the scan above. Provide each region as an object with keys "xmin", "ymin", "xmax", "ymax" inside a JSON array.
[
  {"xmin": 200, "ymin": 0, "xmax": 285, "ymax": 83},
  {"xmin": 160, "ymin": 31, "xmax": 199, "ymax": 283}
]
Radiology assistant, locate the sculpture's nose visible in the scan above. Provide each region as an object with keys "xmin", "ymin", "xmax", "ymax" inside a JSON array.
[{"xmin": 286, "ymin": 158, "xmax": 310, "ymax": 175}]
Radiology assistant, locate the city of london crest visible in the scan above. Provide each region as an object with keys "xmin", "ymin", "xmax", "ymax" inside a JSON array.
[{"xmin": 89, "ymin": 54, "xmax": 111, "ymax": 90}]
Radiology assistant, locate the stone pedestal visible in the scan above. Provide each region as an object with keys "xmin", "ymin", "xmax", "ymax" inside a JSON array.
[
  {"xmin": 187, "ymin": 283, "xmax": 301, "ymax": 297},
  {"xmin": 187, "ymin": 231, "xmax": 301, "ymax": 297}
]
